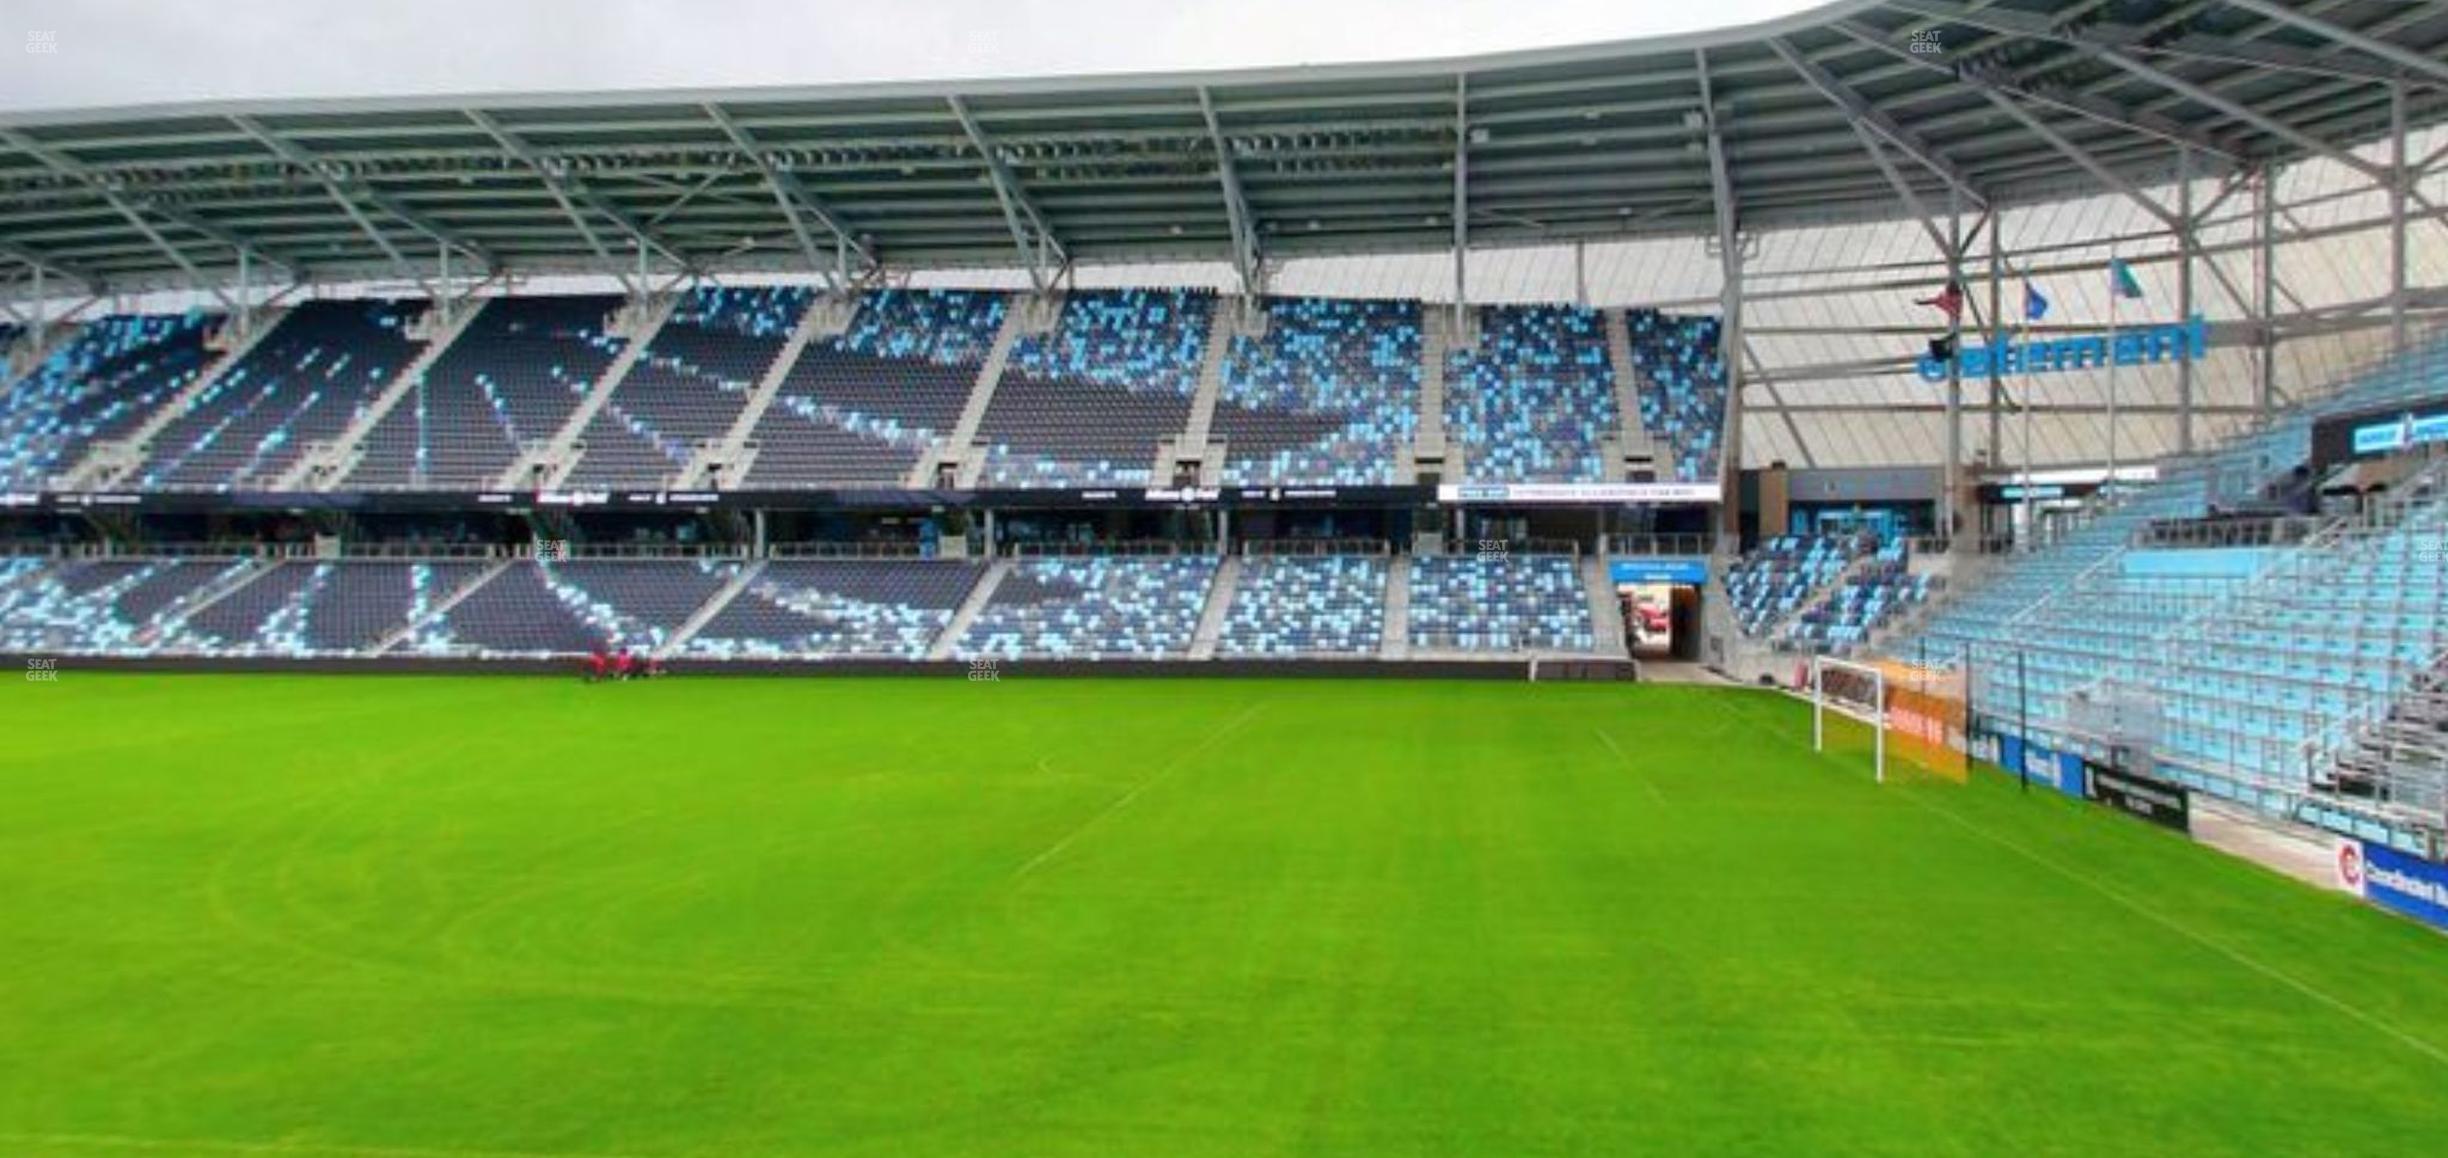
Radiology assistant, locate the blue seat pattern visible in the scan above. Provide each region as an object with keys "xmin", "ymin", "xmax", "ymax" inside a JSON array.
[
  {"xmin": 742, "ymin": 289, "xmax": 1007, "ymax": 488},
  {"xmin": 137, "ymin": 300, "xmax": 428, "ymax": 491},
  {"xmin": 347, "ymin": 296, "xmax": 625, "ymax": 488},
  {"xmin": 1214, "ymin": 297, "xmax": 1420, "ymax": 486},
  {"xmin": 1407, "ymin": 554, "xmax": 1595, "ymax": 651},
  {"xmin": 0, "ymin": 313, "xmax": 220, "ymax": 489},
  {"xmin": 1445, "ymin": 305, "xmax": 1616, "ymax": 483},
  {"xmin": 684, "ymin": 559, "xmax": 986, "ymax": 659},
  {"xmin": 1625, "ymin": 309, "xmax": 1727, "ymax": 482},
  {"xmin": 566, "ymin": 287, "xmax": 816, "ymax": 487},
  {"xmin": 1218, "ymin": 556, "xmax": 1388, "ymax": 655},
  {"xmin": 978, "ymin": 289, "xmax": 1214, "ymax": 487},
  {"xmin": 954, "ymin": 556, "xmax": 1218, "ymax": 658}
]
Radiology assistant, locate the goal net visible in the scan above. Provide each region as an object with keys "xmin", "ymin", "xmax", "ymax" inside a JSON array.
[{"xmin": 1810, "ymin": 656, "xmax": 1970, "ymax": 784}]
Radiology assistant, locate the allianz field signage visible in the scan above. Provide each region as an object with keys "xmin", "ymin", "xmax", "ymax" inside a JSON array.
[{"xmin": 1917, "ymin": 315, "xmax": 2210, "ymax": 383}]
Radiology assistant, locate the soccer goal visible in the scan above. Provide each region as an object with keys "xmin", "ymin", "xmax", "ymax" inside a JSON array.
[
  {"xmin": 1811, "ymin": 655, "xmax": 1888, "ymax": 783},
  {"xmin": 1810, "ymin": 655, "xmax": 1973, "ymax": 785}
]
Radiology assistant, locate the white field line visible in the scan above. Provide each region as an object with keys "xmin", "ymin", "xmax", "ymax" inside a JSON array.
[
  {"xmin": 1591, "ymin": 726, "xmax": 1669, "ymax": 805},
  {"xmin": 1893, "ymin": 787, "xmax": 2448, "ymax": 1070},
  {"xmin": 1010, "ymin": 699, "xmax": 1271, "ymax": 880}
]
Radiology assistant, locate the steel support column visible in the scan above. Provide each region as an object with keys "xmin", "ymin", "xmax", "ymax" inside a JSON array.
[
  {"xmin": 2177, "ymin": 147, "xmax": 2196, "ymax": 454},
  {"xmin": 2257, "ymin": 164, "xmax": 2278, "ymax": 421},
  {"xmin": 1986, "ymin": 204, "xmax": 2004, "ymax": 478},
  {"xmin": 2390, "ymin": 83, "xmax": 2409, "ymax": 355},
  {"xmin": 1697, "ymin": 49, "xmax": 1743, "ymax": 537},
  {"xmin": 1452, "ymin": 75, "xmax": 1470, "ymax": 331},
  {"xmin": 1944, "ymin": 191, "xmax": 1965, "ymax": 541}
]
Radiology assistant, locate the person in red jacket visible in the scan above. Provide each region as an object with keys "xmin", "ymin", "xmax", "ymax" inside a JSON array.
[
  {"xmin": 614, "ymin": 648, "xmax": 637, "ymax": 681},
  {"xmin": 585, "ymin": 647, "xmax": 609, "ymax": 683}
]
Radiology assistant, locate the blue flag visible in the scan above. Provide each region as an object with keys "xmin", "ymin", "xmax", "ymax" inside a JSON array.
[
  {"xmin": 2022, "ymin": 282, "xmax": 2050, "ymax": 322},
  {"xmin": 2108, "ymin": 258, "xmax": 2145, "ymax": 300}
]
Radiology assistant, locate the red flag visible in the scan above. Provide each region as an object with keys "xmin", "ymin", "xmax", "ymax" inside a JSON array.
[{"xmin": 1914, "ymin": 280, "xmax": 1965, "ymax": 321}]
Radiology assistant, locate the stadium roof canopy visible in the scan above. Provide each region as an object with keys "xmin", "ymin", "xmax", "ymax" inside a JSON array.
[{"xmin": 1, "ymin": 0, "xmax": 2444, "ymax": 296}]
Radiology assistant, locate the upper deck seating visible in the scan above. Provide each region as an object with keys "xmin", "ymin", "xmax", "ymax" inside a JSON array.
[
  {"xmin": 741, "ymin": 289, "xmax": 1006, "ymax": 488},
  {"xmin": 1444, "ymin": 305, "xmax": 1616, "ymax": 483},
  {"xmin": 976, "ymin": 289, "xmax": 1214, "ymax": 488},
  {"xmin": 346, "ymin": 296, "xmax": 624, "ymax": 489},
  {"xmin": 135, "ymin": 300, "xmax": 428, "ymax": 491},
  {"xmin": 1625, "ymin": 309, "xmax": 1728, "ymax": 483},
  {"xmin": 1213, "ymin": 297, "xmax": 1421, "ymax": 486},
  {"xmin": 0, "ymin": 312, "xmax": 221, "ymax": 489},
  {"xmin": 565, "ymin": 287, "xmax": 815, "ymax": 487}
]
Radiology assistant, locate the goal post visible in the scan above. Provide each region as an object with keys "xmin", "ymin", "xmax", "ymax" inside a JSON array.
[
  {"xmin": 1811, "ymin": 655, "xmax": 1973, "ymax": 785},
  {"xmin": 1811, "ymin": 655, "xmax": 1887, "ymax": 782}
]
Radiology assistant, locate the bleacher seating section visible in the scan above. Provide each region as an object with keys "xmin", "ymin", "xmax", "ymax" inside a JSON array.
[
  {"xmin": 1625, "ymin": 309, "xmax": 1727, "ymax": 482},
  {"xmin": 1407, "ymin": 554, "xmax": 1596, "ymax": 652},
  {"xmin": 1214, "ymin": 298, "xmax": 1420, "ymax": 486},
  {"xmin": 0, "ymin": 312, "xmax": 221, "ymax": 489},
  {"xmin": 1217, "ymin": 556, "xmax": 1388, "ymax": 655},
  {"xmin": 1444, "ymin": 305, "xmax": 1616, "ymax": 483},
  {"xmin": 977, "ymin": 289, "xmax": 1214, "ymax": 487},
  {"xmin": 1723, "ymin": 534, "xmax": 1872, "ymax": 637},
  {"xmin": 136, "ymin": 300, "xmax": 428, "ymax": 491},
  {"xmin": 406, "ymin": 559, "xmax": 740, "ymax": 656},
  {"xmin": 954, "ymin": 555, "xmax": 1218, "ymax": 658},
  {"xmin": 0, "ymin": 556, "xmax": 256, "ymax": 654},
  {"xmin": 567, "ymin": 287, "xmax": 815, "ymax": 487},
  {"xmin": 0, "ymin": 292, "xmax": 1756, "ymax": 492},
  {"xmin": 348, "ymin": 296, "xmax": 625, "ymax": 488},
  {"xmin": 163, "ymin": 560, "xmax": 491, "ymax": 655},
  {"xmin": 1893, "ymin": 330, "xmax": 2448, "ymax": 816},
  {"xmin": 1777, "ymin": 542, "xmax": 1939, "ymax": 655},
  {"xmin": 683, "ymin": 559, "xmax": 985, "ymax": 659},
  {"xmin": 742, "ymin": 289, "xmax": 1005, "ymax": 488}
]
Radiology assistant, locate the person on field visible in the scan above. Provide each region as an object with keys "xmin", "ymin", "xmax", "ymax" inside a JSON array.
[{"xmin": 585, "ymin": 647, "xmax": 609, "ymax": 683}]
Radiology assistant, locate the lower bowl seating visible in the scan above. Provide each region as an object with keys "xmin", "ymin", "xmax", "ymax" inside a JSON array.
[
  {"xmin": 1407, "ymin": 554, "xmax": 1595, "ymax": 653},
  {"xmin": 954, "ymin": 556, "xmax": 1219, "ymax": 659}
]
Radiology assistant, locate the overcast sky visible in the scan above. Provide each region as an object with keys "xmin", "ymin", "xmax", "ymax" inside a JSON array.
[{"xmin": 1, "ymin": 0, "xmax": 1826, "ymax": 112}]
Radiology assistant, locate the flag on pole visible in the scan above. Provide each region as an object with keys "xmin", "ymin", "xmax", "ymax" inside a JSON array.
[
  {"xmin": 1915, "ymin": 280, "xmax": 1965, "ymax": 321},
  {"xmin": 2108, "ymin": 258, "xmax": 2146, "ymax": 300},
  {"xmin": 2022, "ymin": 282, "xmax": 2050, "ymax": 322}
]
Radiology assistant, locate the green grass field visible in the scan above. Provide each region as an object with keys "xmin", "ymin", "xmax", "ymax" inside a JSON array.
[{"xmin": 3, "ymin": 674, "xmax": 2446, "ymax": 1157}]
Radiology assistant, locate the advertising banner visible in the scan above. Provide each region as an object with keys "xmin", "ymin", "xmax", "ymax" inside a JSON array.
[
  {"xmin": 1608, "ymin": 557, "xmax": 1709, "ymax": 585},
  {"xmin": 2085, "ymin": 761, "xmax": 2192, "ymax": 833},
  {"xmin": 2334, "ymin": 839, "xmax": 2448, "ymax": 934}
]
